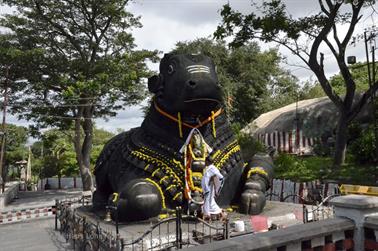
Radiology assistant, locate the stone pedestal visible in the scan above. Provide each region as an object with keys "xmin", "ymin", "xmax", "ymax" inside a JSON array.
[{"xmin": 330, "ymin": 195, "xmax": 378, "ymax": 251}]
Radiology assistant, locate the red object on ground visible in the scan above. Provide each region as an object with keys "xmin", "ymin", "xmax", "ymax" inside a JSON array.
[
  {"xmin": 250, "ymin": 215, "xmax": 268, "ymax": 232},
  {"xmin": 294, "ymin": 207, "xmax": 303, "ymax": 221}
]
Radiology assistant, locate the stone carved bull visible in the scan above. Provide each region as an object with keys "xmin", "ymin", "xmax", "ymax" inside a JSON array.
[{"xmin": 93, "ymin": 53, "xmax": 273, "ymax": 221}]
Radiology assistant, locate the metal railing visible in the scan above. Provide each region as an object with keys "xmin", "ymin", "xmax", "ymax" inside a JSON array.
[
  {"xmin": 266, "ymin": 192, "xmax": 339, "ymax": 223},
  {"xmin": 56, "ymin": 196, "xmax": 121, "ymax": 250},
  {"xmin": 55, "ymin": 198, "xmax": 229, "ymax": 250},
  {"xmin": 302, "ymin": 194, "xmax": 339, "ymax": 223}
]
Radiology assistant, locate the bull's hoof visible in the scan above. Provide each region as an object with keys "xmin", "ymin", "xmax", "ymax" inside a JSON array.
[
  {"xmin": 92, "ymin": 190, "xmax": 108, "ymax": 211},
  {"xmin": 116, "ymin": 179, "xmax": 163, "ymax": 222},
  {"xmin": 240, "ymin": 189, "xmax": 266, "ymax": 215}
]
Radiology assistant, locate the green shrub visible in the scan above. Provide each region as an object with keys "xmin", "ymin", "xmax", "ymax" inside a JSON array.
[
  {"xmin": 237, "ymin": 133, "xmax": 266, "ymax": 160},
  {"xmin": 274, "ymin": 153, "xmax": 320, "ymax": 182},
  {"xmin": 312, "ymin": 138, "xmax": 333, "ymax": 156},
  {"xmin": 348, "ymin": 125, "xmax": 376, "ymax": 164},
  {"xmin": 274, "ymin": 154, "xmax": 334, "ymax": 182}
]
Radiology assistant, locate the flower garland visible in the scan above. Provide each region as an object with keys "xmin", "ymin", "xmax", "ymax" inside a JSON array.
[{"xmin": 247, "ymin": 167, "xmax": 268, "ymax": 179}]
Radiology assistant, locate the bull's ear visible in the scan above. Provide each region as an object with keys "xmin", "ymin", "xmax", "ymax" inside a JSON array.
[{"xmin": 148, "ymin": 74, "xmax": 163, "ymax": 93}]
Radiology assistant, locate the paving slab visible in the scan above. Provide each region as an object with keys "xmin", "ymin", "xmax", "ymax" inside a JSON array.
[
  {"xmin": 0, "ymin": 218, "xmax": 72, "ymax": 251},
  {"xmin": 2, "ymin": 189, "xmax": 84, "ymax": 212}
]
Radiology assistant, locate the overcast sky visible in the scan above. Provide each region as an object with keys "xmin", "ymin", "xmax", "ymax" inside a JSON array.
[{"xmin": 3, "ymin": 0, "xmax": 378, "ymax": 135}]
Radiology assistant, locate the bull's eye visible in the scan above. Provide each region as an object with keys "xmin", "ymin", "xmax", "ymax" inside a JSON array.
[{"xmin": 168, "ymin": 65, "xmax": 174, "ymax": 75}]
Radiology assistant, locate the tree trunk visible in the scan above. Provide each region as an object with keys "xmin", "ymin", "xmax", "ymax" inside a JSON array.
[
  {"xmin": 333, "ymin": 113, "xmax": 349, "ymax": 168},
  {"xmin": 81, "ymin": 107, "xmax": 94, "ymax": 191},
  {"xmin": 73, "ymin": 107, "xmax": 94, "ymax": 192}
]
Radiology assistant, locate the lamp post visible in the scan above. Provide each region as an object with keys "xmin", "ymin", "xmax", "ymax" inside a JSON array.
[
  {"xmin": 363, "ymin": 29, "xmax": 378, "ymax": 160},
  {"xmin": 350, "ymin": 26, "xmax": 378, "ymax": 159}
]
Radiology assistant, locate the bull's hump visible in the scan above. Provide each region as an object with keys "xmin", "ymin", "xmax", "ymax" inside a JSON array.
[{"xmin": 94, "ymin": 129, "xmax": 137, "ymax": 173}]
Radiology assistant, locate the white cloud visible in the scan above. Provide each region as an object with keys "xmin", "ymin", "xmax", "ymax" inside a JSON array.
[
  {"xmin": 131, "ymin": 11, "xmax": 218, "ymax": 53},
  {"xmin": 95, "ymin": 104, "xmax": 146, "ymax": 133}
]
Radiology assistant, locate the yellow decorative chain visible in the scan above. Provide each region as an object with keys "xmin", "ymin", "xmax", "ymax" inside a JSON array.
[
  {"xmin": 172, "ymin": 192, "xmax": 182, "ymax": 201},
  {"xmin": 140, "ymin": 147, "xmax": 184, "ymax": 175},
  {"xmin": 145, "ymin": 178, "xmax": 166, "ymax": 209},
  {"xmin": 212, "ymin": 150, "xmax": 222, "ymax": 159},
  {"xmin": 131, "ymin": 150, "xmax": 183, "ymax": 185},
  {"xmin": 151, "ymin": 168, "xmax": 161, "ymax": 177},
  {"xmin": 166, "ymin": 184, "xmax": 176, "ymax": 191},
  {"xmin": 172, "ymin": 159, "xmax": 185, "ymax": 171},
  {"xmin": 159, "ymin": 176, "xmax": 169, "ymax": 184}
]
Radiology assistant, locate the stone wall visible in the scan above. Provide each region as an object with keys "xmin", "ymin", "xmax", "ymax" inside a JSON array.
[
  {"xmin": 37, "ymin": 177, "xmax": 82, "ymax": 190},
  {"xmin": 185, "ymin": 218, "xmax": 354, "ymax": 251}
]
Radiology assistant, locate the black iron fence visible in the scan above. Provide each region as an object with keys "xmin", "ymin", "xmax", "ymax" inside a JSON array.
[
  {"xmin": 55, "ymin": 197, "xmax": 229, "ymax": 251},
  {"xmin": 55, "ymin": 196, "xmax": 122, "ymax": 250}
]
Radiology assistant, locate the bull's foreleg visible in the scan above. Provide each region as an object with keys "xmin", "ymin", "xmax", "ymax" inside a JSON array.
[
  {"xmin": 116, "ymin": 178, "xmax": 163, "ymax": 221},
  {"xmin": 240, "ymin": 154, "xmax": 274, "ymax": 215}
]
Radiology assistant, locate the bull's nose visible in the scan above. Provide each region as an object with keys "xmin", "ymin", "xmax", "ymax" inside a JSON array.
[{"xmin": 186, "ymin": 80, "xmax": 197, "ymax": 88}]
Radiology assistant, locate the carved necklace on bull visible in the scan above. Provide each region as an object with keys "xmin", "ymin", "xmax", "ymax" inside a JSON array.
[
  {"xmin": 154, "ymin": 101, "xmax": 221, "ymax": 138},
  {"xmin": 179, "ymin": 128, "xmax": 212, "ymax": 208}
]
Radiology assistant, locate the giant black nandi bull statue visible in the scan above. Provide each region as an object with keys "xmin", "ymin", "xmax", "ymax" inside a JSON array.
[{"xmin": 93, "ymin": 53, "xmax": 273, "ymax": 221}]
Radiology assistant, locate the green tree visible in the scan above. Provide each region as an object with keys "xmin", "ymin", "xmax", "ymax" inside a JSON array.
[
  {"xmin": 3, "ymin": 124, "xmax": 28, "ymax": 180},
  {"xmin": 1, "ymin": 0, "xmax": 158, "ymax": 190},
  {"xmin": 215, "ymin": 0, "xmax": 377, "ymax": 167},
  {"xmin": 330, "ymin": 62, "xmax": 371, "ymax": 95},
  {"xmin": 32, "ymin": 127, "xmax": 114, "ymax": 178},
  {"xmin": 172, "ymin": 38, "xmax": 298, "ymax": 126},
  {"xmin": 300, "ymin": 81, "xmax": 326, "ymax": 100},
  {"xmin": 5, "ymin": 124, "xmax": 28, "ymax": 164}
]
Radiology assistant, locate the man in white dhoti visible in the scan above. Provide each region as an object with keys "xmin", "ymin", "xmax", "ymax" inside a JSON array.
[{"xmin": 202, "ymin": 156, "xmax": 225, "ymax": 220}]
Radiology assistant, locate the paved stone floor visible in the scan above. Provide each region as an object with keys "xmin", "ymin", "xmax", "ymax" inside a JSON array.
[
  {"xmin": 0, "ymin": 189, "xmax": 85, "ymax": 250},
  {"xmin": 4, "ymin": 189, "xmax": 84, "ymax": 211},
  {"xmin": 0, "ymin": 218, "xmax": 72, "ymax": 251}
]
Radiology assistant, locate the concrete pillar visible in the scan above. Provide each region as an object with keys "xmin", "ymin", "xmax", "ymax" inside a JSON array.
[{"xmin": 330, "ymin": 195, "xmax": 378, "ymax": 251}]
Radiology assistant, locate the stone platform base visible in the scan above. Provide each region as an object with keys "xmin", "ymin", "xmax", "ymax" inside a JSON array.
[{"xmin": 77, "ymin": 200, "xmax": 304, "ymax": 241}]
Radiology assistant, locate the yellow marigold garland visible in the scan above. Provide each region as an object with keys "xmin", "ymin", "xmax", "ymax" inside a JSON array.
[
  {"xmin": 188, "ymin": 144, "xmax": 206, "ymax": 161},
  {"xmin": 215, "ymin": 144, "xmax": 240, "ymax": 169},
  {"xmin": 178, "ymin": 112, "xmax": 183, "ymax": 138},
  {"xmin": 172, "ymin": 159, "xmax": 185, "ymax": 171},
  {"xmin": 247, "ymin": 167, "xmax": 268, "ymax": 179},
  {"xmin": 211, "ymin": 111, "xmax": 216, "ymax": 138}
]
